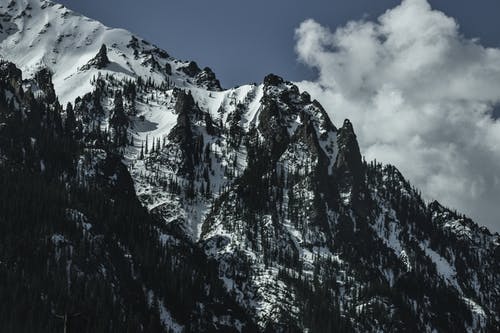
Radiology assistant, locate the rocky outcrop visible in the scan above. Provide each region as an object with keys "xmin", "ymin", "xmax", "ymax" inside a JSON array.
[
  {"xmin": 167, "ymin": 89, "xmax": 204, "ymax": 177},
  {"xmin": 0, "ymin": 60, "xmax": 22, "ymax": 95},
  {"xmin": 334, "ymin": 119, "xmax": 371, "ymax": 216},
  {"xmin": 179, "ymin": 60, "xmax": 201, "ymax": 77},
  {"xmin": 34, "ymin": 67, "xmax": 56, "ymax": 104},
  {"xmin": 179, "ymin": 61, "xmax": 222, "ymax": 91},
  {"xmin": 195, "ymin": 66, "xmax": 222, "ymax": 91},
  {"xmin": 80, "ymin": 44, "xmax": 110, "ymax": 71}
]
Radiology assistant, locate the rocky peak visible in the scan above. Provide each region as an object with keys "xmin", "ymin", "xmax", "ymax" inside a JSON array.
[
  {"xmin": 263, "ymin": 73, "xmax": 284, "ymax": 86},
  {"xmin": 167, "ymin": 89, "xmax": 205, "ymax": 176},
  {"xmin": 194, "ymin": 67, "xmax": 222, "ymax": 91},
  {"xmin": 336, "ymin": 120, "xmax": 357, "ymax": 152},
  {"xmin": 180, "ymin": 61, "xmax": 201, "ymax": 77},
  {"xmin": 429, "ymin": 200, "xmax": 444, "ymax": 212},
  {"xmin": 80, "ymin": 44, "xmax": 110, "ymax": 71},
  {"xmin": 334, "ymin": 119, "xmax": 370, "ymax": 214},
  {"xmin": 178, "ymin": 62, "xmax": 222, "ymax": 91}
]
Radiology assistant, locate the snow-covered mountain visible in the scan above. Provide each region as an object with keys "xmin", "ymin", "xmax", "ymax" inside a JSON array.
[
  {"xmin": 0, "ymin": 0, "xmax": 498, "ymax": 332},
  {"xmin": 0, "ymin": 0, "xmax": 222, "ymax": 102}
]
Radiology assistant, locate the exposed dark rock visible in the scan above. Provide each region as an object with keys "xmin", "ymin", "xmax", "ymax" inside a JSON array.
[
  {"xmin": 34, "ymin": 68, "xmax": 56, "ymax": 104},
  {"xmin": 180, "ymin": 61, "xmax": 201, "ymax": 77},
  {"xmin": 153, "ymin": 48, "xmax": 169, "ymax": 59},
  {"xmin": 142, "ymin": 54, "xmax": 161, "ymax": 72},
  {"xmin": 165, "ymin": 62, "xmax": 172, "ymax": 75},
  {"xmin": 127, "ymin": 36, "xmax": 139, "ymax": 49},
  {"xmin": 263, "ymin": 73, "xmax": 284, "ymax": 86},
  {"xmin": 334, "ymin": 119, "xmax": 371, "ymax": 216},
  {"xmin": 0, "ymin": 60, "xmax": 22, "ymax": 91},
  {"xmin": 258, "ymin": 96, "xmax": 290, "ymax": 158},
  {"xmin": 195, "ymin": 66, "xmax": 222, "ymax": 91},
  {"xmin": 167, "ymin": 89, "xmax": 203, "ymax": 177},
  {"xmin": 80, "ymin": 44, "xmax": 110, "ymax": 71}
]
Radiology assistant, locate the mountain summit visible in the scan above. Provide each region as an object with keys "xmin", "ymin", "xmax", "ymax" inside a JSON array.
[{"xmin": 0, "ymin": 1, "xmax": 498, "ymax": 332}]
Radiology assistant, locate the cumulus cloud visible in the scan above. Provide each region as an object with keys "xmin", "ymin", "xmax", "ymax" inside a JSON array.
[{"xmin": 294, "ymin": 0, "xmax": 500, "ymax": 232}]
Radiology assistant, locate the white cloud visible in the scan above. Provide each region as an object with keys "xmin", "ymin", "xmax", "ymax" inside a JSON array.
[{"xmin": 295, "ymin": 0, "xmax": 500, "ymax": 232}]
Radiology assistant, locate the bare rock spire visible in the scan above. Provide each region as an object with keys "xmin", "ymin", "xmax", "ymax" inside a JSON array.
[{"xmin": 80, "ymin": 44, "xmax": 110, "ymax": 71}]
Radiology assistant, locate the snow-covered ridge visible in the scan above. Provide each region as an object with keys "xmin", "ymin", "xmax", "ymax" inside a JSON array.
[
  {"xmin": 0, "ymin": 1, "xmax": 274, "ymax": 240},
  {"xmin": 0, "ymin": 0, "xmax": 220, "ymax": 104}
]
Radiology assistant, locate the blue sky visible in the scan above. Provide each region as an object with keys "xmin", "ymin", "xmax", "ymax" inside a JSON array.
[{"xmin": 57, "ymin": 0, "xmax": 500, "ymax": 87}]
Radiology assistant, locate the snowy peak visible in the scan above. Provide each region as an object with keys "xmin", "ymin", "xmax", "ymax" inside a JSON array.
[{"xmin": 0, "ymin": 0, "xmax": 222, "ymax": 104}]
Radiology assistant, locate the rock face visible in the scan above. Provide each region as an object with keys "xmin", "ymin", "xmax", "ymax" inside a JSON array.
[
  {"xmin": 179, "ymin": 61, "xmax": 222, "ymax": 91},
  {"xmin": 80, "ymin": 44, "xmax": 110, "ymax": 71},
  {"xmin": 0, "ymin": 1, "xmax": 498, "ymax": 333},
  {"xmin": 34, "ymin": 67, "xmax": 57, "ymax": 104},
  {"xmin": 179, "ymin": 60, "xmax": 201, "ymax": 77},
  {"xmin": 0, "ymin": 60, "xmax": 22, "ymax": 94},
  {"xmin": 334, "ymin": 119, "xmax": 371, "ymax": 216},
  {"xmin": 167, "ymin": 89, "xmax": 203, "ymax": 177},
  {"xmin": 195, "ymin": 67, "xmax": 222, "ymax": 91}
]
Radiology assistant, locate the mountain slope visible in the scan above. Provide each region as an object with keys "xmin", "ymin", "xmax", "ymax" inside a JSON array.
[
  {"xmin": 0, "ymin": 1, "xmax": 498, "ymax": 332},
  {"xmin": 0, "ymin": 0, "xmax": 220, "ymax": 104}
]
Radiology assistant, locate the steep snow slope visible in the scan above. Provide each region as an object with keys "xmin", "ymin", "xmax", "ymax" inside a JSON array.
[
  {"xmin": 0, "ymin": 0, "xmax": 267, "ymax": 238},
  {"xmin": 126, "ymin": 83, "xmax": 267, "ymax": 238},
  {"xmin": 0, "ymin": 0, "xmax": 220, "ymax": 104}
]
